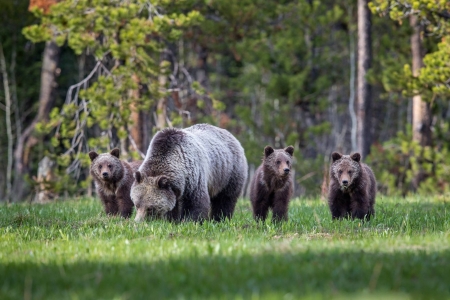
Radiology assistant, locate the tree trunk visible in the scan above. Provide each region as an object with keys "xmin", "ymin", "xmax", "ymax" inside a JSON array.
[
  {"xmin": 13, "ymin": 41, "xmax": 60, "ymax": 201},
  {"xmin": 410, "ymin": 14, "xmax": 432, "ymax": 190},
  {"xmin": 0, "ymin": 42, "xmax": 13, "ymax": 203},
  {"xmin": 33, "ymin": 156, "xmax": 55, "ymax": 203},
  {"xmin": 129, "ymin": 74, "xmax": 143, "ymax": 152},
  {"xmin": 156, "ymin": 60, "xmax": 168, "ymax": 129},
  {"xmin": 10, "ymin": 35, "xmax": 21, "ymax": 145},
  {"xmin": 196, "ymin": 45, "xmax": 209, "ymax": 90},
  {"xmin": 356, "ymin": 0, "xmax": 372, "ymax": 159},
  {"xmin": 410, "ymin": 14, "xmax": 431, "ymax": 146},
  {"xmin": 348, "ymin": 4, "xmax": 357, "ymax": 153}
]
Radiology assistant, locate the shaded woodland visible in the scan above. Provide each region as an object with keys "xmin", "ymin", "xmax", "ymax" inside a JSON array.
[{"xmin": 0, "ymin": 0, "xmax": 450, "ymax": 202}]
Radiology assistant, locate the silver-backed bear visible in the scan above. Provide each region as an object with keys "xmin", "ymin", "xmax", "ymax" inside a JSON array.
[{"xmin": 131, "ymin": 124, "xmax": 248, "ymax": 222}]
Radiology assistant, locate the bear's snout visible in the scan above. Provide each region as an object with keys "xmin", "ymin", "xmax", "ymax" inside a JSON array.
[
  {"xmin": 102, "ymin": 172, "xmax": 109, "ymax": 179},
  {"xmin": 342, "ymin": 180, "xmax": 349, "ymax": 186},
  {"xmin": 283, "ymin": 168, "xmax": 290, "ymax": 175}
]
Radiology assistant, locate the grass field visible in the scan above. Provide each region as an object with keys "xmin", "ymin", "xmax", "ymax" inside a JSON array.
[{"xmin": 1, "ymin": 196, "xmax": 450, "ymax": 299}]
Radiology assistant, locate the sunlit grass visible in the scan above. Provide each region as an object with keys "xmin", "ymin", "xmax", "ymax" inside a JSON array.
[{"xmin": 1, "ymin": 195, "xmax": 449, "ymax": 299}]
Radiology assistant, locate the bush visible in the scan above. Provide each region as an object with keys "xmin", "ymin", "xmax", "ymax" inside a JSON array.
[{"xmin": 367, "ymin": 128, "xmax": 450, "ymax": 196}]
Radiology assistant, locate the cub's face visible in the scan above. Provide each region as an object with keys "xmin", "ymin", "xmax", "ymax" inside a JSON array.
[
  {"xmin": 131, "ymin": 172, "xmax": 177, "ymax": 222},
  {"xmin": 89, "ymin": 148, "xmax": 122, "ymax": 182},
  {"xmin": 263, "ymin": 146, "xmax": 294, "ymax": 178},
  {"xmin": 331, "ymin": 152, "xmax": 361, "ymax": 191}
]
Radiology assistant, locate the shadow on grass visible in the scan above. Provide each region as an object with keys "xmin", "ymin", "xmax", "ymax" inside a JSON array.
[{"xmin": 1, "ymin": 248, "xmax": 449, "ymax": 299}]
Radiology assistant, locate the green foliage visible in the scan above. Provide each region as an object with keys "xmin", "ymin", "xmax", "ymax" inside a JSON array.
[
  {"xmin": 7, "ymin": 0, "xmax": 450, "ymax": 200},
  {"xmin": 419, "ymin": 38, "xmax": 450, "ymax": 97},
  {"xmin": 367, "ymin": 128, "xmax": 450, "ymax": 196},
  {"xmin": 21, "ymin": 0, "xmax": 203, "ymax": 196},
  {"xmin": 369, "ymin": 0, "xmax": 450, "ymax": 27},
  {"xmin": 0, "ymin": 0, "xmax": 44, "ymax": 193},
  {"xmin": 1, "ymin": 196, "xmax": 450, "ymax": 298},
  {"xmin": 211, "ymin": 1, "xmax": 350, "ymax": 194},
  {"xmin": 370, "ymin": 0, "xmax": 450, "ymax": 100}
]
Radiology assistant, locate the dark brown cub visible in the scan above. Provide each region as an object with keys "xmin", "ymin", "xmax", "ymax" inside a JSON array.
[
  {"xmin": 89, "ymin": 148, "xmax": 142, "ymax": 218},
  {"xmin": 250, "ymin": 145, "xmax": 294, "ymax": 222},
  {"xmin": 328, "ymin": 152, "xmax": 376, "ymax": 220}
]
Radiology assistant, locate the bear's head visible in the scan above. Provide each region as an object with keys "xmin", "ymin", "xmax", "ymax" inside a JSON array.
[
  {"xmin": 331, "ymin": 152, "xmax": 361, "ymax": 191},
  {"xmin": 263, "ymin": 145, "xmax": 294, "ymax": 178},
  {"xmin": 89, "ymin": 148, "xmax": 123, "ymax": 182},
  {"xmin": 131, "ymin": 171, "xmax": 179, "ymax": 222}
]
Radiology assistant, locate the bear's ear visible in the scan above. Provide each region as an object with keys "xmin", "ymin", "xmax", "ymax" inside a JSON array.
[
  {"xmin": 331, "ymin": 152, "xmax": 342, "ymax": 162},
  {"xmin": 89, "ymin": 151, "xmax": 99, "ymax": 162},
  {"xmin": 157, "ymin": 176, "xmax": 170, "ymax": 189},
  {"xmin": 264, "ymin": 146, "xmax": 274, "ymax": 158},
  {"xmin": 351, "ymin": 152, "xmax": 361, "ymax": 162},
  {"xmin": 134, "ymin": 171, "xmax": 142, "ymax": 184},
  {"xmin": 110, "ymin": 148, "xmax": 120, "ymax": 158},
  {"xmin": 284, "ymin": 146, "xmax": 294, "ymax": 156}
]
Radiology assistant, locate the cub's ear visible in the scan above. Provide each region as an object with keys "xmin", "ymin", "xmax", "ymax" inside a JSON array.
[
  {"xmin": 264, "ymin": 146, "xmax": 274, "ymax": 158},
  {"xmin": 157, "ymin": 176, "xmax": 170, "ymax": 189},
  {"xmin": 110, "ymin": 148, "xmax": 120, "ymax": 158},
  {"xmin": 285, "ymin": 146, "xmax": 294, "ymax": 156},
  {"xmin": 331, "ymin": 152, "xmax": 342, "ymax": 162},
  {"xmin": 351, "ymin": 152, "xmax": 361, "ymax": 162},
  {"xmin": 134, "ymin": 171, "xmax": 142, "ymax": 184},
  {"xmin": 89, "ymin": 151, "xmax": 99, "ymax": 162}
]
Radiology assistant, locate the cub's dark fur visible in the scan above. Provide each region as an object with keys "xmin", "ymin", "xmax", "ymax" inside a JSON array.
[
  {"xmin": 328, "ymin": 152, "xmax": 376, "ymax": 220},
  {"xmin": 250, "ymin": 146, "xmax": 294, "ymax": 222},
  {"xmin": 89, "ymin": 148, "xmax": 142, "ymax": 218}
]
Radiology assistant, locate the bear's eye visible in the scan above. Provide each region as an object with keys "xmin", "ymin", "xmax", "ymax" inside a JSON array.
[
  {"xmin": 286, "ymin": 161, "xmax": 290, "ymax": 165},
  {"xmin": 348, "ymin": 171, "xmax": 352, "ymax": 175},
  {"xmin": 338, "ymin": 170, "xmax": 343, "ymax": 174},
  {"xmin": 108, "ymin": 164, "xmax": 112, "ymax": 168},
  {"xmin": 276, "ymin": 161, "xmax": 281, "ymax": 165},
  {"xmin": 98, "ymin": 165, "xmax": 102, "ymax": 169}
]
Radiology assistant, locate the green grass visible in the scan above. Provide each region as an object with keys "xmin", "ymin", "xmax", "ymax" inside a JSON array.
[{"xmin": 1, "ymin": 196, "xmax": 450, "ymax": 299}]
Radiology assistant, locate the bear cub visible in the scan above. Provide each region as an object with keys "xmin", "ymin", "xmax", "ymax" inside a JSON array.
[
  {"xmin": 250, "ymin": 145, "xmax": 294, "ymax": 222},
  {"xmin": 328, "ymin": 152, "xmax": 376, "ymax": 220},
  {"xmin": 89, "ymin": 148, "xmax": 142, "ymax": 218}
]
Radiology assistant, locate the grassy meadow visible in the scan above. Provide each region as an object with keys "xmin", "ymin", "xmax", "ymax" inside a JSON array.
[{"xmin": 1, "ymin": 195, "xmax": 450, "ymax": 299}]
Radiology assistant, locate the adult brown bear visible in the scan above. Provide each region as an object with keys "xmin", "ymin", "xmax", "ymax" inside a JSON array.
[{"xmin": 131, "ymin": 124, "xmax": 248, "ymax": 222}]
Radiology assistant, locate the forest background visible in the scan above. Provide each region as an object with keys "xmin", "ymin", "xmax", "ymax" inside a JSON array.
[{"xmin": 0, "ymin": 0, "xmax": 450, "ymax": 203}]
